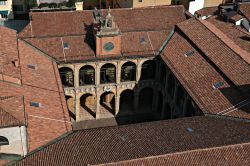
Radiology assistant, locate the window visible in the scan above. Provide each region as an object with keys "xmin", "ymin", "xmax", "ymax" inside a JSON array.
[
  {"xmin": 103, "ymin": 42, "xmax": 114, "ymax": 51},
  {"xmin": 30, "ymin": 102, "xmax": 41, "ymax": 107},
  {"xmin": 0, "ymin": 136, "xmax": 9, "ymax": 146},
  {"xmin": 27, "ymin": 64, "xmax": 37, "ymax": 70},
  {"xmin": 185, "ymin": 50, "xmax": 194, "ymax": 57},
  {"xmin": 213, "ymin": 82, "xmax": 224, "ymax": 89},
  {"xmin": 138, "ymin": 0, "xmax": 143, "ymax": 2},
  {"xmin": 63, "ymin": 42, "xmax": 69, "ymax": 49},
  {"xmin": 0, "ymin": 1, "xmax": 6, "ymax": 5},
  {"xmin": 140, "ymin": 37, "xmax": 146, "ymax": 44}
]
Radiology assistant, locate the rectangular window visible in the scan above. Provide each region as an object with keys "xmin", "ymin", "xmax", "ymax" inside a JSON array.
[
  {"xmin": 30, "ymin": 102, "xmax": 41, "ymax": 107},
  {"xmin": 63, "ymin": 42, "xmax": 69, "ymax": 49},
  {"xmin": 138, "ymin": 0, "xmax": 143, "ymax": 2},
  {"xmin": 27, "ymin": 64, "xmax": 37, "ymax": 70},
  {"xmin": 0, "ymin": 1, "xmax": 7, "ymax": 5}
]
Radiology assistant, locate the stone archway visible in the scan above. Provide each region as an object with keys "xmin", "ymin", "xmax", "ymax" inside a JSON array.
[
  {"xmin": 59, "ymin": 67, "xmax": 74, "ymax": 87},
  {"xmin": 100, "ymin": 92, "xmax": 115, "ymax": 116},
  {"xmin": 139, "ymin": 87, "xmax": 153, "ymax": 112},
  {"xmin": 119, "ymin": 89, "xmax": 134, "ymax": 114},
  {"xmin": 80, "ymin": 94, "xmax": 96, "ymax": 118},
  {"xmin": 141, "ymin": 60, "xmax": 156, "ymax": 80}
]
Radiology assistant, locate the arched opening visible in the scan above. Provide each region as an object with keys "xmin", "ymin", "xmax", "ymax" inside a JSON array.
[
  {"xmin": 80, "ymin": 94, "xmax": 96, "ymax": 118},
  {"xmin": 174, "ymin": 86, "xmax": 185, "ymax": 118},
  {"xmin": 141, "ymin": 60, "xmax": 156, "ymax": 80},
  {"xmin": 163, "ymin": 103, "xmax": 171, "ymax": 119},
  {"xmin": 100, "ymin": 63, "xmax": 116, "ymax": 84},
  {"xmin": 139, "ymin": 87, "xmax": 153, "ymax": 112},
  {"xmin": 185, "ymin": 100, "xmax": 196, "ymax": 117},
  {"xmin": 160, "ymin": 65, "xmax": 166, "ymax": 85},
  {"xmin": 119, "ymin": 89, "xmax": 134, "ymax": 114},
  {"xmin": 167, "ymin": 74, "xmax": 175, "ymax": 99},
  {"xmin": 65, "ymin": 96, "xmax": 75, "ymax": 120},
  {"xmin": 79, "ymin": 65, "xmax": 95, "ymax": 86},
  {"xmin": 121, "ymin": 62, "xmax": 136, "ymax": 82},
  {"xmin": 100, "ymin": 92, "xmax": 115, "ymax": 115},
  {"xmin": 0, "ymin": 136, "xmax": 9, "ymax": 146},
  {"xmin": 157, "ymin": 92, "xmax": 163, "ymax": 112},
  {"xmin": 59, "ymin": 67, "xmax": 74, "ymax": 87}
]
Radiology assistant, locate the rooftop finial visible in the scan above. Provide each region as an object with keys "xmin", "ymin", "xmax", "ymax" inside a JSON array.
[{"xmin": 108, "ymin": 6, "xmax": 111, "ymax": 17}]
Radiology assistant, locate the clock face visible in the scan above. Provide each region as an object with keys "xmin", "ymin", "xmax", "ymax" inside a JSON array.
[{"xmin": 103, "ymin": 42, "xmax": 114, "ymax": 51}]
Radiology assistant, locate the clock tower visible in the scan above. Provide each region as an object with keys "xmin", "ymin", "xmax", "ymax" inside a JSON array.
[{"xmin": 93, "ymin": 7, "xmax": 121, "ymax": 57}]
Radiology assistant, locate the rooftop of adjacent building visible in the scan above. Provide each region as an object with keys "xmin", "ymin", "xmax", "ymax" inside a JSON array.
[{"xmin": 8, "ymin": 116, "xmax": 250, "ymax": 166}]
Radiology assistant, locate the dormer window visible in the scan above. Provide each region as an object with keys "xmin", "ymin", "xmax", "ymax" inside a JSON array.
[{"xmin": 63, "ymin": 42, "xmax": 69, "ymax": 49}]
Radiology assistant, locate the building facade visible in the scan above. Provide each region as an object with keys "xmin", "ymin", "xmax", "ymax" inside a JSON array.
[{"xmin": 0, "ymin": 0, "xmax": 13, "ymax": 19}]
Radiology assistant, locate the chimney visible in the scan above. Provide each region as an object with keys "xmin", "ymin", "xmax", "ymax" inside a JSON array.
[{"xmin": 75, "ymin": 1, "xmax": 84, "ymax": 11}]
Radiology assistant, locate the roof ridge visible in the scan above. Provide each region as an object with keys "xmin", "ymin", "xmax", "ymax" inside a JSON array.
[{"xmin": 199, "ymin": 19, "xmax": 250, "ymax": 64}]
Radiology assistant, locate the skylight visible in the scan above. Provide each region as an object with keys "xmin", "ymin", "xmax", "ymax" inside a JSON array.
[
  {"xmin": 185, "ymin": 50, "xmax": 194, "ymax": 57},
  {"xmin": 213, "ymin": 82, "xmax": 224, "ymax": 89},
  {"xmin": 140, "ymin": 37, "xmax": 146, "ymax": 44},
  {"xmin": 63, "ymin": 42, "xmax": 69, "ymax": 49},
  {"xmin": 30, "ymin": 102, "xmax": 41, "ymax": 107}
]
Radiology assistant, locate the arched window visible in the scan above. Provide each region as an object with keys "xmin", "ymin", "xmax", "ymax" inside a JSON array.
[
  {"xmin": 0, "ymin": 136, "xmax": 9, "ymax": 146},
  {"xmin": 79, "ymin": 65, "xmax": 95, "ymax": 86},
  {"xmin": 100, "ymin": 63, "xmax": 116, "ymax": 84},
  {"xmin": 141, "ymin": 60, "xmax": 156, "ymax": 80},
  {"xmin": 59, "ymin": 67, "xmax": 74, "ymax": 87},
  {"xmin": 121, "ymin": 62, "xmax": 136, "ymax": 82},
  {"xmin": 167, "ymin": 74, "xmax": 175, "ymax": 99}
]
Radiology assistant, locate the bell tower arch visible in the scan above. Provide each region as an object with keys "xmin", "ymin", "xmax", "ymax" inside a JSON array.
[{"xmin": 93, "ymin": 7, "xmax": 121, "ymax": 56}]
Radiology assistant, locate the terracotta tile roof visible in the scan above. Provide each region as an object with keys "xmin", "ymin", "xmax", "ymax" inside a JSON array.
[
  {"xmin": 0, "ymin": 96, "xmax": 25, "ymax": 127},
  {"xmin": 177, "ymin": 19, "xmax": 250, "ymax": 93},
  {"xmin": 207, "ymin": 16, "xmax": 250, "ymax": 53},
  {"xmin": 12, "ymin": 116, "xmax": 250, "ymax": 166},
  {"xmin": 19, "ymin": 6, "xmax": 186, "ymax": 38},
  {"xmin": 0, "ymin": 27, "xmax": 21, "ymax": 81},
  {"xmin": 97, "ymin": 143, "xmax": 250, "ymax": 166},
  {"xmin": 0, "ymin": 27, "xmax": 72, "ymax": 151},
  {"xmin": 161, "ymin": 20, "xmax": 250, "ymax": 118},
  {"xmin": 18, "ymin": 6, "xmax": 186, "ymax": 62},
  {"xmin": 195, "ymin": 6, "xmax": 218, "ymax": 17},
  {"xmin": 240, "ymin": 2, "xmax": 250, "ymax": 21}
]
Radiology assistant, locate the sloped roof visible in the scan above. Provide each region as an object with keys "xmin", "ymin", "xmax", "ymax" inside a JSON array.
[
  {"xmin": 0, "ymin": 96, "xmax": 25, "ymax": 127},
  {"xmin": 161, "ymin": 18, "xmax": 250, "ymax": 118},
  {"xmin": 18, "ymin": 6, "xmax": 186, "ymax": 62},
  {"xmin": 12, "ymin": 116, "xmax": 250, "ymax": 166}
]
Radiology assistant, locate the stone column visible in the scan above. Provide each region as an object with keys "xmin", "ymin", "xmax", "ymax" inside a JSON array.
[
  {"xmin": 74, "ymin": 65, "xmax": 79, "ymax": 88},
  {"xmin": 136, "ymin": 60, "xmax": 141, "ymax": 82},
  {"xmin": 95, "ymin": 91, "xmax": 100, "ymax": 119},
  {"xmin": 75, "ymin": 93, "xmax": 80, "ymax": 122},
  {"xmin": 116, "ymin": 61, "xmax": 121, "ymax": 84},
  {"xmin": 115, "ymin": 95, "xmax": 120, "ymax": 116},
  {"xmin": 96, "ymin": 63, "xmax": 100, "ymax": 86}
]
